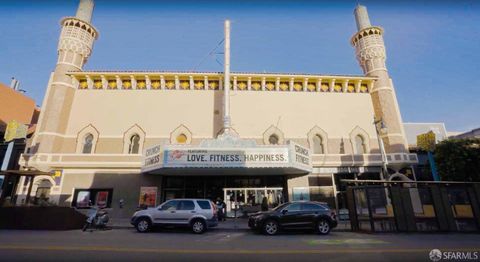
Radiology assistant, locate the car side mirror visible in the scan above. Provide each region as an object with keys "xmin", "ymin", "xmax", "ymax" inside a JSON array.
[{"xmin": 282, "ymin": 209, "xmax": 288, "ymax": 214}]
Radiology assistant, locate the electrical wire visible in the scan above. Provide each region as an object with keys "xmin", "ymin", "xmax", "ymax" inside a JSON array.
[{"xmin": 192, "ymin": 38, "xmax": 225, "ymax": 71}]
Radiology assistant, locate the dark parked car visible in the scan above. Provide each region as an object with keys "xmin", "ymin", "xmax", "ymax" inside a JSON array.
[{"xmin": 248, "ymin": 201, "xmax": 337, "ymax": 235}]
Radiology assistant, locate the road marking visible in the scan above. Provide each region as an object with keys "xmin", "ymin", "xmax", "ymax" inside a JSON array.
[
  {"xmin": 306, "ymin": 239, "xmax": 389, "ymax": 245},
  {"xmin": 197, "ymin": 232, "xmax": 246, "ymax": 242},
  {"xmin": 0, "ymin": 246, "xmax": 478, "ymax": 255}
]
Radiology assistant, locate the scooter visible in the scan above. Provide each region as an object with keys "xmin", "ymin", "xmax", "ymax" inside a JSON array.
[{"xmin": 82, "ymin": 206, "xmax": 110, "ymax": 231}]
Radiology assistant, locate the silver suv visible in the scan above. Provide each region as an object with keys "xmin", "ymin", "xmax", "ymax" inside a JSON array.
[{"xmin": 131, "ymin": 199, "xmax": 218, "ymax": 234}]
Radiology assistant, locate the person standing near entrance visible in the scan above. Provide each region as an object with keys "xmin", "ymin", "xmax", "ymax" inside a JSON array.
[
  {"xmin": 261, "ymin": 194, "xmax": 268, "ymax": 211},
  {"xmin": 216, "ymin": 198, "xmax": 226, "ymax": 221}
]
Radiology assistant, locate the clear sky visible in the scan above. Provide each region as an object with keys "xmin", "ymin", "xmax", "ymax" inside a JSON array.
[{"xmin": 0, "ymin": 0, "xmax": 479, "ymax": 132}]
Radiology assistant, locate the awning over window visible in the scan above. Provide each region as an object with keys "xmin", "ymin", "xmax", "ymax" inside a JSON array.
[{"xmin": 141, "ymin": 134, "xmax": 312, "ymax": 175}]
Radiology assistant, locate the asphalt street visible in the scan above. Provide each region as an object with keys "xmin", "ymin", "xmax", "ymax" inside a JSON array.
[{"xmin": 0, "ymin": 228, "xmax": 479, "ymax": 262}]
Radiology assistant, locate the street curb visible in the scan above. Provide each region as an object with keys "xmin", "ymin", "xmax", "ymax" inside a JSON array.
[
  {"xmin": 110, "ymin": 225, "xmax": 351, "ymax": 232},
  {"xmin": 110, "ymin": 225, "xmax": 251, "ymax": 231}
]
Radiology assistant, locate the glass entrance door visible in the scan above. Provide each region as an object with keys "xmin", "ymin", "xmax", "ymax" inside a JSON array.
[{"xmin": 223, "ymin": 187, "xmax": 284, "ymax": 218}]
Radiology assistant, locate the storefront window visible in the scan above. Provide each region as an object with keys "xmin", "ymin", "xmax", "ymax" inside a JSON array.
[
  {"xmin": 72, "ymin": 188, "xmax": 113, "ymax": 208},
  {"xmin": 308, "ymin": 176, "xmax": 333, "ymax": 187},
  {"xmin": 76, "ymin": 191, "xmax": 91, "ymax": 208},
  {"xmin": 292, "ymin": 187, "xmax": 310, "ymax": 201},
  {"xmin": 165, "ymin": 177, "xmax": 185, "ymax": 188},
  {"xmin": 309, "ymin": 187, "xmax": 335, "ymax": 208}
]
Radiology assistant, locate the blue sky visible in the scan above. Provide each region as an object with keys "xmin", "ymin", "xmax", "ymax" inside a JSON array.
[{"xmin": 0, "ymin": 0, "xmax": 479, "ymax": 132}]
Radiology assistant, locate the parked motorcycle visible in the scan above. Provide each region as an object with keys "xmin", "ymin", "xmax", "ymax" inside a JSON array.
[{"xmin": 82, "ymin": 206, "xmax": 110, "ymax": 231}]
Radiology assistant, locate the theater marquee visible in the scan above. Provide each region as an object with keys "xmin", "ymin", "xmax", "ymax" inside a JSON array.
[{"xmin": 142, "ymin": 140, "xmax": 312, "ymax": 174}]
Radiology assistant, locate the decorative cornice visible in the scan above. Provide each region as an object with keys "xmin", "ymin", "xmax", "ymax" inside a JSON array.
[
  {"xmin": 68, "ymin": 72, "xmax": 376, "ymax": 94},
  {"xmin": 350, "ymin": 26, "xmax": 383, "ymax": 46}
]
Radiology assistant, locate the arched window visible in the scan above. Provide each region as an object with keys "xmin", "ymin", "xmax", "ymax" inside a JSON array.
[
  {"xmin": 355, "ymin": 135, "xmax": 366, "ymax": 154},
  {"xmin": 268, "ymin": 134, "xmax": 279, "ymax": 145},
  {"xmin": 35, "ymin": 179, "xmax": 53, "ymax": 204},
  {"xmin": 82, "ymin": 134, "xmax": 94, "ymax": 154},
  {"xmin": 312, "ymin": 134, "xmax": 324, "ymax": 154},
  {"xmin": 176, "ymin": 134, "xmax": 187, "ymax": 144},
  {"xmin": 128, "ymin": 134, "xmax": 140, "ymax": 154}
]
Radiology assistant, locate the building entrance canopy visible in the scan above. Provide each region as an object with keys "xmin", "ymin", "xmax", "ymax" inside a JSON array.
[{"xmin": 141, "ymin": 134, "xmax": 312, "ymax": 175}]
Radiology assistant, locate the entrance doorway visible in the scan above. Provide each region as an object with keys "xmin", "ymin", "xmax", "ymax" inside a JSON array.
[
  {"xmin": 162, "ymin": 176, "xmax": 287, "ymax": 211},
  {"xmin": 224, "ymin": 187, "xmax": 284, "ymax": 217}
]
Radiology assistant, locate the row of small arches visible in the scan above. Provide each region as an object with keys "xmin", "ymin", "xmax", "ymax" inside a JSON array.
[
  {"xmin": 63, "ymin": 19, "xmax": 97, "ymax": 38},
  {"xmin": 78, "ymin": 125, "xmax": 369, "ymax": 155}
]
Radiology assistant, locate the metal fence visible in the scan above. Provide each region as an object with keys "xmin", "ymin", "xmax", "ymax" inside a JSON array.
[{"xmin": 343, "ymin": 180, "xmax": 480, "ymax": 233}]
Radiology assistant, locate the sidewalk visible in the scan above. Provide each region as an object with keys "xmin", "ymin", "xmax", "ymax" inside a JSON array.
[{"xmin": 111, "ymin": 217, "xmax": 351, "ymax": 231}]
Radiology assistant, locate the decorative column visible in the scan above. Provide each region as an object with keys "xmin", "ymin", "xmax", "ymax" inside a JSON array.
[
  {"xmin": 145, "ymin": 75, "xmax": 151, "ymax": 90},
  {"xmin": 34, "ymin": 0, "xmax": 99, "ymax": 154},
  {"xmin": 351, "ymin": 4, "xmax": 408, "ymax": 153}
]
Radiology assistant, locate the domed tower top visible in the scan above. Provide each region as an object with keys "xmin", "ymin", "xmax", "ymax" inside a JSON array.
[
  {"xmin": 75, "ymin": 0, "xmax": 95, "ymax": 23},
  {"xmin": 354, "ymin": 4, "xmax": 372, "ymax": 31},
  {"xmin": 350, "ymin": 4, "xmax": 409, "ymax": 154}
]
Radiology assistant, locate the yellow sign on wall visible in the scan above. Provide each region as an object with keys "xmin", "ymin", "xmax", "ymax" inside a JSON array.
[
  {"xmin": 417, "ymin": 131, "xmax": 436, "ymax": 151},
  {"xmin": 51, "ymin": 170, "xmax": 62, "ymax": 186},
  {"xmin": 4, "ymin": 120, "xmax": 27, "ymax": 142}
]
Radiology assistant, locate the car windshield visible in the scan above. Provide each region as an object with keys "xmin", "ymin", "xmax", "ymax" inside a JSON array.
[{"xmin": 272, "ymin": 203, "xmax": 289, "ymax": 211}]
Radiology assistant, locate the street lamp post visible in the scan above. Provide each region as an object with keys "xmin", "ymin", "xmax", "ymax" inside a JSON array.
[{"xmin": 374, "ymin": 118, "xmax": 389, "ymax": 180}]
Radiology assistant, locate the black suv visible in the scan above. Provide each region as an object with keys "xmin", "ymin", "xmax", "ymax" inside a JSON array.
[{"xmin": 248, "ymin": 201, "xmax": 337, "ymax": 235}]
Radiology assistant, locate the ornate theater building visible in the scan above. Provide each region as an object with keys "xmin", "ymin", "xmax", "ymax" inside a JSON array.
[{"xmin": 19, "ymin": 0, "xmax": 417, "ymax": 217}]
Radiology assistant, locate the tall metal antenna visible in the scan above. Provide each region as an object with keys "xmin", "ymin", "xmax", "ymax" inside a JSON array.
[{"xmin": 223, "ymin": 20, "xmax": 231, "ymax": 133}]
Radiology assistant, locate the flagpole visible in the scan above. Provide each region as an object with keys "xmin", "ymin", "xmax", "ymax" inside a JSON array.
[{"xmin": 223, "ymin": 20, "xmax": 231, "ymax": 133}]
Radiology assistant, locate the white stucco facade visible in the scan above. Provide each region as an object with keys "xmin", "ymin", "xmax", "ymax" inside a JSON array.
[{"xmin": 17, "ymin": 1, "xmax": 417, "ymax": 216}]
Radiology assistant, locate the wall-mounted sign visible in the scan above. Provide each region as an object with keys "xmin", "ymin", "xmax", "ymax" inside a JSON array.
[
  {"xmin": 4, "ymin": 120, "xmax": 27, "ymax": 142},
  {"xmin": 288, "ymin": 141, "xmax": 311, "ymax": 170},
  {"xmin": 142, "ymin": 140, "xmax": 312, "ymax": 174},
  {"xmin": 164, "ymin": 148, "xmax": 289, "ymax": 168},
  {"xmin": 50, "ymin": 170, "xmax": 62, "ymax": 186}
]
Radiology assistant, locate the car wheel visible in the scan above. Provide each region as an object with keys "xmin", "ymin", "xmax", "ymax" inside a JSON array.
[
  {"xmin": 263, "ymin": 219, "xmax": 279, "ymax": 236},
  {"xmin": 191, "ymin": 219, "xmax": 207, "ymax": 234},
  {"xmin": 136, "ymin": 218, "xmax": 151, "ymax": 233},
  {"xmin": 316, "ymin": 219, "xmax": 331, "ymax": 235}
]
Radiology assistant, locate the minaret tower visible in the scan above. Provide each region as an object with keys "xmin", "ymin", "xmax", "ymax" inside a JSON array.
[
  {"xmin": 351, "ymin": 5, "xmax": 408, "ymax": 153},
  {"xmin": 35, "ymin": 0, "xmax": 98, "ymax": 154}
]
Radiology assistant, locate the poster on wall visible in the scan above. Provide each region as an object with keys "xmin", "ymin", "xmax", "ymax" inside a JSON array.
[
  {"xmin": 96, "ymin": 191, "xmax": 109, "ymax": 208},
  {"xmin": 77, "ymin": 191, "xmax": 90, "ymax": 208},
  {"xmin": 139, "ymin": 187, "xmax": 157, "ymax": 208},
  {"xmin": 292, "ymin": 187, "xmax": 310, "ymax": 201}
]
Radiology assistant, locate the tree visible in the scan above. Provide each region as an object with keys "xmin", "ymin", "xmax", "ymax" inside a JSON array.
[{"xmin": 434, "ymin": 138, "xmax": 480, "ymax": 182}]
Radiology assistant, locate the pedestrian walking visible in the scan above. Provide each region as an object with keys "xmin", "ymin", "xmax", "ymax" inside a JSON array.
[{"xmin": 261, "ymin": 194, "xmax": 268, "ymax": 211}]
